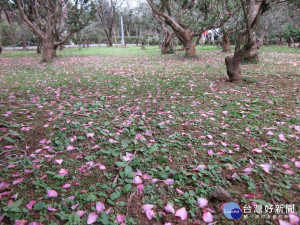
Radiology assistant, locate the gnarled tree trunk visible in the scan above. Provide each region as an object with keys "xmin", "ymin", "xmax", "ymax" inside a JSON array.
[
  {"xmin": 161, "ymin": 31, "xmax": 174, "ymax": 54},
  {"xmin": 225, "ymin": 39, "xmax": 255, "ymax": 82},
  {"xmin": 184, "ymin": 39, "xmax": 196, "ymax": 57},
  {"xmin": 244, "ymin": 42, "xmax": 259, "ymax": 63}
]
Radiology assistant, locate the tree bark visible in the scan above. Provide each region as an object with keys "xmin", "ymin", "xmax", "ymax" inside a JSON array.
[
  {"xmin": 244, "ymin": 42, "xmax": 259, "ymax": 63},
  {"xmin": 42, "ymin": 40, "xmax": 53, "ymax": 62},
  {"xmin": 235, "ymin": 32, "xmax": 244, "ymax": 52},
  {"xmin": 222, "ymin": 33, "xmax": 230, "ymax": 52},
  {"xmin": 184, "ymin": 39, "xmax": 196, "ymax": 57},
  {"xmin": 225, "ymin": 40, "xmax": 254, "ymax": 82},
  {"xmin": 279, "ymin": 35, "xmax": 283, "ymax": 45},
  {"xmin": 52, "ymin": 45, "xmax": 58, "ymax": 58},
  {"xmin": 108, "ymin": 28, "xmax": 113, "ymax": 47},
  {"xmin": 257, "ymin": 33, "xmax": 266, "ymax": 49},
  {"xmin": 37, "ymin": 41, "xmax": 42, "ymax": 54},
  {"xmin": 22, "ymin": 38, "xmax": 27, "ymax": 51},
  {"xmin": 161, "ymin": 31, "xmax": 174, "ymax": 54}
]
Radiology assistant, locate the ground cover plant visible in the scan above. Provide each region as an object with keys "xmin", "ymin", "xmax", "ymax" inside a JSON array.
[{"xmin": 0, "ymin": 45, "xmax": 299, "ymax": 224}]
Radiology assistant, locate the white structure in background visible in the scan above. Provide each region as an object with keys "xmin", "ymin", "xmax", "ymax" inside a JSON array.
[
  {"xmin": 200, "ymin": 28, "xmax": 222, "ymax": 45},
  {"xmin": 121, "ymin": 16, "xmax": 125, "ymax": 45}
]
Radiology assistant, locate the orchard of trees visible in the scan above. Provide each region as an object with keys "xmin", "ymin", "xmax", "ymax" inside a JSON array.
[
  {"xmin": 0, "ymin": 0, "xmax": 299, "ymax": 81},
  {"xmin": 0, "ymin": 1, "xmax": 300, "ymax": 225}
]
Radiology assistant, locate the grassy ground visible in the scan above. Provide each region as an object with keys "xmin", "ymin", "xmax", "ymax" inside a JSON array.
[{"xmin": 0, "ymin": 45, "xmax": 299, "ymax": 225}]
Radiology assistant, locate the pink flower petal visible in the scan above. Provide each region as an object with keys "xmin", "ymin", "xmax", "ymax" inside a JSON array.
[
  {"xmin": 197, "ymin": 198, "xmax": 208, "ymax": 208},
  {"xmin": 66, "ymin": 145, "xmax": 75, "ymax": 151},
  {"xmin": 99, "ymin": 164, "xmax": 106, "ymax": 170},
  {"xmin": 142, "ymin": 174, "xmax": 152, "ymax": 180},
  {"xmin": 123, "ymin": 152, "xmax": 134, "ymax": 161},
  {"xmin": 48, "ymin": 206, "xmax": 58, "ymax": 212},
  {"xmin": 208, "ymin": 150, "xmax": 214, "ymax": 156},
  {"xmin": 87, "ymin": 212, "xmax": 98, "ymax": 224},
  {"xmin": 0, "ymin": 182, "xmax": 10, "ymax": 189},
  {"xmin": 285, "ymin": 170, "xmax": 294, "ymax": 175},
  {"xmin": 175, "ymin": 207, "xmax": 188, "ymax": 220},
  {"xmin": 58, "ymin": 169, "xmax": 68, "ymax": 176},
  {"xmin": 142, "ymin": 204, "xmax": 154, "ymax": 212},
  {"xmin": 193, "ymin": 164, "xmax": 206, "ymax": 170},
  {"xmin": 203, "ymin": 211, "xmax": 213, "ymax": 223},
  {"xmin": 26, "ymin": 200, "xmax": 36, "ymax": 210},
  {"xmin": 62, "ymin": 183, "xmax": 71, "ymax": 189},
  {"xmin": 163, "ymin": 179, "xmax": 174, "ymax": 185},
  {"xmin": 12, "ymin": 178, "xmax": 24, "ymax": 185},
  {"xmin": 164, "ymin": 203, "xmax": 175, "ymax": 214},
  {"xmin": 86, "ymin": 133, "xmax": 94, "ymax": 138},
  {"xmin": 252, "ymin": 148, "xmax": 262, "ymax": 153},
  {"xmin": 244, "ymin": 168, "xmax": 253, "ymax": 174},
  {"xmin": 176, "ymin": 188, "xmax": 183, "ymax": 195},
  {"xmin": 295, "ymin": 161, "xmax": 300, "ymax": 168},
  {"xmin": 133, "ymin": 176, "xmax": 143, "ymax": 184},
  {"xmin": 145, "ymin": 209, "xmax": 155, "ymax": 220},
  {"xmin": 289, "ymin": 213, "xmax": 299, "ymax": 225},
  {"xmin": 116, "ymin": 214, "xmax": 126, "ymax": 223},
  {"xmin": 137, "ymin": 184, "xmax": 144, "ymax": 194},
  {"xmin": 76, "ymin": 210, "xmax": 87, "ymax": 218},
  {"xmin": 54, "ymin": 159, "xmax": 63, "ymax": 165},
  {"xmin": 151, "ymin": 178, "xmax": 159, "ymax": 183},
  {"xmin": 279, "ymin": 220, "xmax": 292, "ymax": 225},
  {"xmin": 282, "ymin": 164, "xmax": 290, "ymax": 169},
  {"xmin": 278, "ymin": 134, "xmax": 287, "ymax": 141},
  {"xmin": 136, "ymin": 170, "xmax": 143, "ymax": 176},
  {"xmin": 136, "ymin": 134, "xmax": 145, "ymax": 140},
  {"xmin": 47, "ymin": 190, "xmax": 58, "ymax": 197},
  {"xmin": 96, "ymin": 201, "xmax": 105, "ymax": 213},
  {"xmin": 14, "ymin": 220, "xmax": 27, "ymax": 225},
  {"xmin": 71, "ymin": 203, "xmax": 79, "ymax": 210},
  {"xmin": 259, "ymin": 164, "xmax": 271, "ymax": 173}
]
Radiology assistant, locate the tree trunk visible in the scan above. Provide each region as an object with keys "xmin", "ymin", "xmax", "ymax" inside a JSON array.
[
  {"xmin": 52, "ymin": 45, "xmax": 58, "ymax": 58},
  {"xmin": 161, "ymin": 40, "xmax": 172, "ymax": 54},
  {"xmin": 37, "ymin": 43, "xmax": 42, "ymax": 54},
  {"xmin": 244, "ymin": 42, "xmax": 259, "ymax": 63},
  {"xmin": 42, "ymin": 40, "xmax": 53, "ymax": 62},
  {"xmin": 279, "ymin": 35, "xmax": 283, "ymax": 45},
  {"xmin": 257, "ymin": 34, "xmax": 266, "ymax": 49},
  {"xmin": 222, "ymin": 33, "xmax": 230, "ymax": 52},
  {"xmin": 22, "ymin": 38, "xmax": 27, "ymax": 51},
  {"xmin": 161, "ymin": 31, "xmax": 174, "ymax": 54},
  {"xmin": 141, "ymin": 40, "xmax": 146, "ymax": 50},
  {"xmin": 86, "ymin": 39, "xmax": 90, "ymax": 48},
  {"xmin": 225, "ymin": 39, "xmax": 255, "ymax": 82},
  {"xmin": 184, "ymin": 40, "xmax": 196, "ymax": 57},
  {"xmin": 235, "ymin": 32, "xmax": 244, "ymax": 52},
  {"xmin": 108, "ymin": 28, "xmax": 113, "ymax": 47}
]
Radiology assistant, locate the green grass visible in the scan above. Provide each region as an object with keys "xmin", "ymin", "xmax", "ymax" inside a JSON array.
[{"xmin": 0, "ymin": 45, "xmax": 299, "ymax": 225}]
